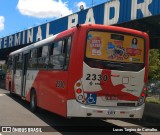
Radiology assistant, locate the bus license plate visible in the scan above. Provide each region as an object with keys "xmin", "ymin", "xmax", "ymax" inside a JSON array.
[
  {"xmin": 105, "ymin": 96, "xmax": 118, "ymax": 100},
  {"xmin": 106, "ymin": 111, "xmax": 115, "ymax": 115}
]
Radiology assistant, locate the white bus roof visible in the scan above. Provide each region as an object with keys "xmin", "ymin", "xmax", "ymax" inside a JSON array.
[{"xmin": 9, "ymin": 34, "xmax": 58, "ymax": 56}]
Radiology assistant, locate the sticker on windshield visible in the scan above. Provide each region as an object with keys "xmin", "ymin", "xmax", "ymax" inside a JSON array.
[
  {"xmin": 89, "ymin": 37, "xmax": 102, "ymax": 56},
  {"xmin": 107, "ymin": 43, "xmax": 129, "ymax": 61},
  {"xmin": 131, "ymin": 38, "xmax": 138, "ymax": 49}
]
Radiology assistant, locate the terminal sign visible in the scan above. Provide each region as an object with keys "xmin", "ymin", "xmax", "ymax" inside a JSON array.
[{"xmin": 0, "ymin": 0, "xmax": 157, "ymax": 49}]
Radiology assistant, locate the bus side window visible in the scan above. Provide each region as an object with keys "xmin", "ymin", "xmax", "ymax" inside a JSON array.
[
  {"xmin": 37, "ymin": 46, "xmax": 49, "ymax": 69},
  {"xmin": 28, "ymin": 50, "xmax": 31, "ymax": 69},
  {"xmin": 7, "ymin": 57, "xmax": 13, "ymax": 70},
  {"xmin": 38, "ymin": 47, "xmax": 42, "ymax": 58},
  {"xmin": 64, "ymin": 36, "xmax": 72, "ymax": 70},
  {"xmin": 49, "ymin": 40, "xmax": 66, "ymax": 70},
  {"xmin": 50, "ymin": 43, "xmax": 54, "ymax": 56},
  {"xmin": 28, "ymin": 48, "xmax": 37, "ymax": 69},
  {"xmin": 37, "ymin": 47, "xmax": 42, "ymax": 69},
  {"xmin": 16, "ymin": 53, "xmax": 23, "ymax": 70},
  {"xmin": 48, "ymin": 43, "xmax": 54, "ymax": 69},
  {"xmin": 13, "ymin": 56, "xmax": 17, "ymax": 74}
]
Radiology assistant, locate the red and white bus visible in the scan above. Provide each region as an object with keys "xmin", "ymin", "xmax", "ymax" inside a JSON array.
[{"xmin": 6, "ymin": 24, "xmax": 149, "ymax": 119}]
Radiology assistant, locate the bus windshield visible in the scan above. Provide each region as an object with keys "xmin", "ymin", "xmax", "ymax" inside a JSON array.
[{"xmin": 85, "ymin": 30, "xmax": 145, "ymax": 71}]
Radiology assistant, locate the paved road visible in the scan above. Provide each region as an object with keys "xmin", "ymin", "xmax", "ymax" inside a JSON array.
[{"xmin": 0, "ymin": 89, "xmax": 159, "ymax": 135}]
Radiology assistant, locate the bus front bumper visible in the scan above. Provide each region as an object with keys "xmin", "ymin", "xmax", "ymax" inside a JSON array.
[{"xmin": 67, "ymin": 100, "xmax": 145, "ymax": 119}]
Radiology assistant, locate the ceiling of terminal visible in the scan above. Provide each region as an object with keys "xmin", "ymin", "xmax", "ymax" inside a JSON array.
[{"xmin": 117, "ymin": 15, "xmax": 160, "ymax": 49}]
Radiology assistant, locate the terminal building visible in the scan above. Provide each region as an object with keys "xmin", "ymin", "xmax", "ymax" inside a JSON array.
[{"xmin": 0, "ymin": 0, "xmax": 160, "ymax": 61}]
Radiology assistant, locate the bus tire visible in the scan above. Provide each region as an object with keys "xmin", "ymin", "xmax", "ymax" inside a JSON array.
[{"xmin": 30, "ymin": 89, "xmax": 37, "ymax": 112}]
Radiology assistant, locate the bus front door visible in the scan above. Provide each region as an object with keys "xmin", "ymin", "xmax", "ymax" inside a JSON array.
[
  {"xmin": 21, "ymin": 53, "xmax": 29, "ymax": 97},
  {"xmin": 13, "ymin": 56, "xmax": 22, "ymax": 95}
]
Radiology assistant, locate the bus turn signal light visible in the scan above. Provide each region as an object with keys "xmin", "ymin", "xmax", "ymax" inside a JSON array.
[{"xmin": 76, "ymin": 82, "xmax": 81, "ymax": 87}]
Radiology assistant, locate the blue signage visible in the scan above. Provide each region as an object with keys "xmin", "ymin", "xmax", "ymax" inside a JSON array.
[
  {"xmin": 86, "ymin": 93, "xmax": 97, "ymax": 104},
  {"xmin": 0, "ymin": 0, "xmax": 159, "ymax": 49}
]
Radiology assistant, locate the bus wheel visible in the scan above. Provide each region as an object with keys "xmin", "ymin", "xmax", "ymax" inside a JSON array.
[{"xmin": 30, "ymin": 90, "xmax": 37, "ymax": 112}]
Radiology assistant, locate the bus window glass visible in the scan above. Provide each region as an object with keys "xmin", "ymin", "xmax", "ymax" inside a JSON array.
[
  {"xmin": 13, "ymin": 56, "xmax": 17, "ymax": 74},
  {"xmin": 65, "ymin": 37, "xmax": 72, "ymax": 69},
  {"xmin": 49, "ymin": 40, "xmax": 66, "ymax": 70},
  {"xmin": 17, "ymin": 53, "xmax": 23, "ymax": 69},
  {"xmin": 85, "ymin": 31, "xmax": 145, "ymax": 71},
  {"xmin": 42, "ymin": 46, "xmax": 49, "ymax": 57},
  {"xmin": 38, "ymin": 45, "xmax": 49, "ymax": 69},
  {"xmin": 31, "ymin": 49, "xmax": 37, "ymax": 58},
  {"xmin": 7, "ymin": 56, "xmax": 13, "ymax": 70},
  {"xmin": 28, "ymin": 49, "xmax": 37, "ymax": 69},
  {"xmin": 53, "ymin": 41, "xmax": 63, "ymax": 55},
  {"xmin": 37, "ymin": 47, "xmax": 42, "ymax": 58},
  {"xmin": 49, "ymin": 43, "xmax": 54, "ymax": 56}
]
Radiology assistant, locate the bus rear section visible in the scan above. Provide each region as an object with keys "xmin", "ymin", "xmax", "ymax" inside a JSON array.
[{"xmin": 67, "ymin": 27, "xmax": 149, "ymax": 119}]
